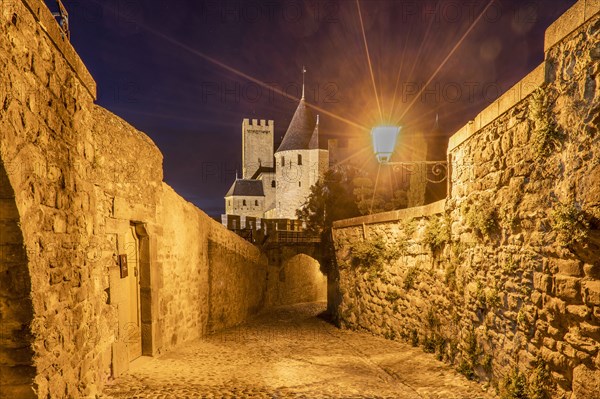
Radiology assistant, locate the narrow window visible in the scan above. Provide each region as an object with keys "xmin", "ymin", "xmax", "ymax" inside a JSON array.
[
  {"xmin": 243, "ymin": 199, "xmax": 247, "ymax": 206},
  {"xmin": 271, "ymin": 180, "xmax": 276, "ymax": 188},
  {"xmin": 255, "ymin": 200, "xmax": 258, "ymax": 206},
  {"xmin": 298, "ymin": 154, "xmax": 302, "ymax": 165},
  {"xmin": 299, "ymin": 181, "xmax": 301, "ymax": 187},
  {"xmin": 282, "ymin": 156, "xmax": 285, "ymax": 166}
]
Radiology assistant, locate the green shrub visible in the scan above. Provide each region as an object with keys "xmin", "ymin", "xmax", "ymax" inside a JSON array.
[
  {"xmin": 403, "ymin": 265, "xmax": 419, "ymax": 290},
  {"xmin": 463, "ymin": 201, "xmax": 497, "ymax": 238},
  {"xmin": 403, "ymin": 219, "xmax": 417, "ymax": 238},
  {"xmin": 445, "ymin": 262, "xmax": 457, "ymax": 290},
  {"xmin": 457, "ymin": 360, "xmax": 476, "ymax": 380},
  {"xmin": 423, "ymin": 217, "xmax": 450, "ymax": 252},
  {"xmin": 500, "ymin": 358, "xmax": 552, "ymax": 399},
  {"xmin": 501, "ymin": 367, "xmax": 528, "ymax": 399},
  {"xmin": 530, "ymin": 88, "xmax": 561, "ymax": 161},
  {"xmin": 550, "ymin": 202, "xmax": 590, "ymax": 247},
  {"xmin": 426, "ymin": 308, "xmax": 439, "ymax": 328},
  {"xmin": 348, "ymin": 235, "xmax": 401, "ymax": 273},
  {"xmin": 385, "ymin": 290, "xmax": 401, "ymax": 303},
  {"xmin": 410, "ymin": 329, "xmax": 419, "ymax": 347},
  {"xmin": 527, "ymin": 357, "xmax": 551, "ymax": 399}
]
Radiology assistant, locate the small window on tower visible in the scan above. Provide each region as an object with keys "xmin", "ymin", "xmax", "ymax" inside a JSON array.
[
  {"xmin": 298, "ymin": 154, "xmax": 302, "ymax": 165},
  {"xmin": 271, "ymin": 180, "xmax": 276, "ymax": 188},
  {"xmin": 282, "ymin": 157, "xmax": 285, "ymax": 166},
  {"xmin": 255, "ymin": 200, "xmax": 258, "ymax": 206},
  {"xmin": 299, "ymin": 181, "xmax": 301, "ymax": 187},
  {"xmin": 243, "ymin": 199, "xmax": 247, "ymax": 206}
]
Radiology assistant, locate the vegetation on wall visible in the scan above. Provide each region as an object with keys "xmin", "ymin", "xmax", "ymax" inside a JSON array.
[
  {"xmin": 530, "ymin": 87, "xmax": 561, "ymax": 161},
  {"xmin": 463, "ymin": 199, "xmax": 498, "ymax": 239},
  {"xmin": 423, "ymin": 216, "xmax": 450, "ymax": 253},
  {"xmin": 347, "ymin": 235, "xmax": 401, "ymax": 274},
  {"xmin": 500, "ymin": 358, "xmax": 551, "ymax": 399},
  {"xmin": 549, "ymin": 201, "xmax": 590, "ymax": 248},
  {"xmin": 456, "ymin": 329, "xmax": 481, "ymax": 381}
]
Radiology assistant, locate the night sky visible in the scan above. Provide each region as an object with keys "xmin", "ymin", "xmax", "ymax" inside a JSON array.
[{"xmin": 48, "ymin": 0, "xmax": 576, "ymax": 216}]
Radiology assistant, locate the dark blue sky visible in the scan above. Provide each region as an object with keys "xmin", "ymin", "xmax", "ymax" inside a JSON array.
[{"xmin": 49, "ymin": 0, "xmax": 575, "ymax": 216}]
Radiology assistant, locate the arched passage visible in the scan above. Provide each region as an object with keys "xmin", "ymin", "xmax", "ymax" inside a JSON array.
[
  {"xmin": 0, "ymin": 159, "xmax": 35, "ymax": 398},
  {"xmin": 266, "ymin": 249, "xmax": 327, "ymax": 307}
]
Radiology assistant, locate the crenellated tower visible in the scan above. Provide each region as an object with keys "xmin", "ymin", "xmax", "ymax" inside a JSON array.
[{"xmin": 242, "ymin": 118, "xmax": 274, "ymax": 179}]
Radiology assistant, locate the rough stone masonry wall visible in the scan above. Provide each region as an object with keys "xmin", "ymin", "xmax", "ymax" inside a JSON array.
[
  {"xmin": 332, "ymin": 4, "xmax": 600, "ymax": 399},
  {"xmin": 0, "ymin": 1, "xmax": 275, "ymax": 398}
]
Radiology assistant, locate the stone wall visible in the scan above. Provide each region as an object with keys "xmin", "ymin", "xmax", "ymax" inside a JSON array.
[
  {"xmin": 332, "ymin": 3, "xmax": 600, "ymax": 398},
  {"xmin": 0, "ymin": 1, "xmax": 322, "ymax": 398},
  {"xmin": 207, "ymin": 223, "xmax": 268, "ymax": 333}
]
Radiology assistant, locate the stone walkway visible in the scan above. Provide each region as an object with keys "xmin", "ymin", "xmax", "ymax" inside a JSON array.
[{"xmin": 101, "ymin": 302, "xmax": 496, "ymax": 399}]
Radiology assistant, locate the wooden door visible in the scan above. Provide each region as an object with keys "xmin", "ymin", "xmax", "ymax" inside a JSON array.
[{"xmin": 123, "ymin": 226, "xmax": 142, "ymax": 361}]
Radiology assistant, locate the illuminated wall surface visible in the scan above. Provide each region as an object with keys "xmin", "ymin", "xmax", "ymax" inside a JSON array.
[
  {"xmin": 332, "ymin": 2, "xmax": 600, "ymax": 398},
  {"xmin": 0, "ymin": 1, "xmax": 325, "ymax": 397}
]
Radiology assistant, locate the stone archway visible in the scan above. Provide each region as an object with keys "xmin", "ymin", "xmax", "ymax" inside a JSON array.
[
  {"xmin": 0, "ymin": 159, "xmax": 35, "ymax": 398},
  {"xmin": 266, "ymin": 251, "xmax": 327, "ymax": 307}
]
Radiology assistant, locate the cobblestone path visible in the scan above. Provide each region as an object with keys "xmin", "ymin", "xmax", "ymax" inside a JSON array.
[{"xmin": 101, "ymin": 302, "xmax": 496, "ymax": 399}]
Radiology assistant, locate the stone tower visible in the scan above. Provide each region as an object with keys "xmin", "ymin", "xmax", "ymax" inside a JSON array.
[
  {"xmin": 242, "ymin": 118, "xmax": 274, "ymax": 179},
  {"xmin": 272, "ymin": 96, "xmax": 329, "ymax": 219}
]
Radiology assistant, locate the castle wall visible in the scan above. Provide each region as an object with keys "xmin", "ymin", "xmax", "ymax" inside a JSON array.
[
  {"xmin": 331, "ymin": 2, "xmax": 600, "ymax": 398},
  {"xmin": 0, "ymin": 1, "xmax": 287, "ymax": 397}
]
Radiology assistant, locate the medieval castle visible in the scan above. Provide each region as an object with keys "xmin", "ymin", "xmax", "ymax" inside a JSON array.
[{"xmin": 222, "ymin": 86, "xmax": 329, "ymax": 232}]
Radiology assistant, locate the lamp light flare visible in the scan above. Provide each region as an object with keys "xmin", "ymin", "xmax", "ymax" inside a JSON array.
[{"xmin": 371, "ymin": 125, "xmax": 402, "ymax": 164}]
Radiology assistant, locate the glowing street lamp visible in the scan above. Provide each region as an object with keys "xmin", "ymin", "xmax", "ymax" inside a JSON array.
[
  {"xmin": 370, "ymin": 126, "xmax": 401, "ymax": 164},
  {"xmin": 370, "ymin": 124, "xmax": 448, "ymax": 183}
]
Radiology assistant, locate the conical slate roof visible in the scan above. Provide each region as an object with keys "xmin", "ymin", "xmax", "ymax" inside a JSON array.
[
  {"xmin": 276, "ymin": 98, "xmax": 316, "ymax": 152},
  {"xmin": 308, "ymin": 116, "xmax": 319, "ymax": 149}
]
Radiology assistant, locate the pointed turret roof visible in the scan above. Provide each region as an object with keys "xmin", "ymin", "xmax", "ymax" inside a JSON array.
[
  {"xmin": 309, "ymin": 115, "xmax": 319, "ymax": 149},
  {"xmin": 276, "ymin": 98, "xmax": 316, "ymax": 152}
]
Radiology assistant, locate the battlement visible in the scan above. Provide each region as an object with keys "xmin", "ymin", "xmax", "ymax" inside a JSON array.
[{"xmin": 243, "ymin": 118, "xmax": 274, "ymax": 128}]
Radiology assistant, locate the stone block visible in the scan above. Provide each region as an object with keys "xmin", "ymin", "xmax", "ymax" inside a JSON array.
[
  {"xmin": 583, "ymin": 281, "xmax": 600, "ymax": 306},
  {"xmin": 520, "ymin": 63, "xmax": 545, "ymax": 98},
  {"xmin": 551, "ymin": 258, "xmax": 584, "ymax": 276},
  {"xmin": 533, "ymin": 272, "xmax": 552, "ymax": 293},
  {"xmin": 108, "ymin": 267, "xmax": 122, "ymax": 305},
  {"xmin": 584, "ymin": 263, "xmax": 600, "ymax": 279},
  {"xmin": 544, "ymin": 0, "xmax": 586, "ymax": 52},
  {"xmin": 104, "ymin": 217, "xmax": 129, "ymax": 235},
  {"xmin": 566, "ymin": 304, "xmax": 591, "ymax": 319},
  {"xmin": 111, "ymin": 341, "xmax": 129, "ymax": 377},
  {"xmin": 113, "ymin": 196, "xmax": 129, "ymax": 220},
  {"xmin": 554, "ymin": 275, "xmax": 582, "ymax": 302},
  {"xmin": 572, "ymin": 364, "xmax": 600, "ymax": 399},
  {"xmin": 498, "ymin": 85, "xmax": 520, "ymax": 116}
]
